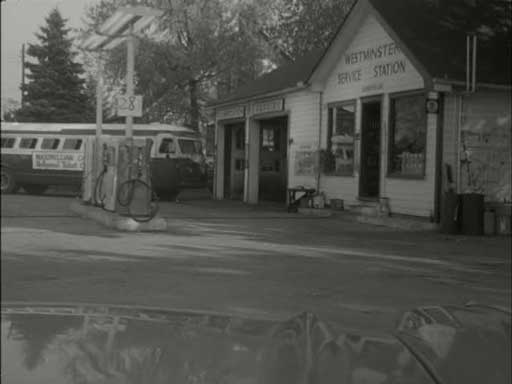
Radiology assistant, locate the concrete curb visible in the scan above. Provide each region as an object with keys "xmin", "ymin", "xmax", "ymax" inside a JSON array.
[
  {"xmin": 355, "ymin": 215, "xmax": 439, "ymax": 231},
  {"xmin": 69, "ymin": 201, "xmax": 168, "ymax": 232},
  {"xmin": 297, "ymin": 208, "xmax": 334, "ymax": 217}
]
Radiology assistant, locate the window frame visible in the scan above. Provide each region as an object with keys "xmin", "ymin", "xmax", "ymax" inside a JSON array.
[
  {"xmin": 41, "ymin": 137, "xmax": 61, "ymax": 150},
  {"xmin": 158, "ymin": 138, "xmax": 176, "ymax": 154},
  {"xmin": 178, "ymin": 139, "xmax": 201, "ymax": 155},
  {"xmin": 325, "ymin": 99, "xmax": 357, "ymax": 177},
  {"xmin": 1, "ymin": 137, "xmax": 17, "ymax": 149},
  {"xmin": 62, "ymin": 138, "xmax": 83, "ymax": 151},
  {"xmin": 19, "ymin": 137, "xmax": 39, "ymax": 149},
  {"xmin": 387, "ymin": 91, "xmax": 427, "ymax": 179}
]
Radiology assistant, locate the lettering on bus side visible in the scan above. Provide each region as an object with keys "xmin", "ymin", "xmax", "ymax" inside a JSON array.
[{"xmin": 32, "ymin": 152, "xmax": 84, "ymax": 171}]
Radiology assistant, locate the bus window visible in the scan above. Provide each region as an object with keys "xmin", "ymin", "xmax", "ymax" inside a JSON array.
[
  {"xmin": 159, "ymin": 138, "xmax": 176, "ymax": 154},
  {"xmin": 41, "ymin": 138, "xmax": 61, "ymax": 150},
  {"xmin": 19, "ymin": 138, "xmax": 38, "ymax": 149},
  {"xmin": 178, "ymin": 139, "xmax": 202, "ymax": 154},
  {"xmin": 63, "ymin": 138, "xmax": 83, "ymax": 150},
  {"xmin": 1, "ymin": 137, "xmax": 16, "ymax": 148}
]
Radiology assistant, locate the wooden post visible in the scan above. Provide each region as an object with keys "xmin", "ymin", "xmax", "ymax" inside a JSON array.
[{"xmin": 125, "ymin": 23, "xmax": 135, "ymax": 139}]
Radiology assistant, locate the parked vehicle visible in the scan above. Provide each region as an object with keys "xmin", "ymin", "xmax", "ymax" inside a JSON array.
[
  {"xmin": 1, "ymin": 301, "xmax": 510, "ymax": 383},
  {"xmin": 0, "ymin": 123, "xmax": 207, "ymax": 197}
]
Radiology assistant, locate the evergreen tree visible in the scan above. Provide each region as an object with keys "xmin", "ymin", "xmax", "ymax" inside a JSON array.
[{"xmin": 16, "ymin": 9, "xmax": 93, "ymax": 122}]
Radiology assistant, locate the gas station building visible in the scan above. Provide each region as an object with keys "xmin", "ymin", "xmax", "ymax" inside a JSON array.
[{"xmin": 210, "ymin": 0, "xmax": 511, "ymax": 221}]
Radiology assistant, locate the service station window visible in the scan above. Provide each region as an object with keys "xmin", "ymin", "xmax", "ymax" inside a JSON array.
[
  {"xmin": 389, "ymin": 94, "xmax": 426, "ymax": 177},
  {"xmin": 261, "ymin": 127, "xmax": 280, "ymax": 152},
  {"xmin": 326, "ymin": 103, "xmax": 356, "ymax": 175}
]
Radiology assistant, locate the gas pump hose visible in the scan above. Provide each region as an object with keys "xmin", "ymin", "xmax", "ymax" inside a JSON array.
[
  {"xmin": 116, "ymin": 177, "xmax": 159, "ymax": 223},
  {"xmin": 93, "ymin": 167, "xmax": 108, "ymax": 208}
]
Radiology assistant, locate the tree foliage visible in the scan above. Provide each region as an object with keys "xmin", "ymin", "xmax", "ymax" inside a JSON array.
[
  {"xmin": 82, "ymin": 0, "xmax": 276, "ymax": 130},
  {"xmin": 16, "ymin": 9, "xmax": 94, "ymax": 123},
  {"xmin": 81, "ymin": 0, "xmax": 355, "ymax": 129},
  {"xmin": 263, "ymin": 0, "xmax": 355, "ymax": 61}
]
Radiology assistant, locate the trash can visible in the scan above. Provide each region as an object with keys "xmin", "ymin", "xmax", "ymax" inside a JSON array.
[
  {"xmin": 460, "ymin": 193, "xmax": 484, "ymax": 235},
  {"xmin": 440, "ymin": 191, "xmax": 460, "ymax": 234}
]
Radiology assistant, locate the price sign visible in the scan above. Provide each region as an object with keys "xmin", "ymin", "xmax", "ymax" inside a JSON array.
[{"xmin": 116, "ymin": 94, "xmax": 143, "ymax": 117}]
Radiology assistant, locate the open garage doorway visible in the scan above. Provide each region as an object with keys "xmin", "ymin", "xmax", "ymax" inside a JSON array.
[
  {"xmin": 223, "ymin": 122, "xmax": 245, "ymax": 199},
  {"xmin": 258, "ymin": 116, "xmax": 288, "ymax": 202}
]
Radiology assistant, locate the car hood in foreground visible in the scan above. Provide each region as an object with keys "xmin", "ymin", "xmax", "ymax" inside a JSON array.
[{"xmin": 1, "ymin": 302, "xmax": 510, "ymax": 384}]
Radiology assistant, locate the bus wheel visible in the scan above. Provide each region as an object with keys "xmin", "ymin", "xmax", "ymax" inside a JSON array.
[
  {"xmin": 1, "ymin": 169, "xmax": 18, "ymax": 194},
  {"xmin": 23, "ymin": 184, "xmax": 48, "ymax": 195}
]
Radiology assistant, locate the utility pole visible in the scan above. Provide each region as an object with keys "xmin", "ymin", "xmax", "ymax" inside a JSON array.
[
  {"xmin": 21, "ymin": 43, "xmax": 25, "ymax": 105},
  {"xmin": 125, "ymin": 23, "xmax": 135, "ymax": 139}
]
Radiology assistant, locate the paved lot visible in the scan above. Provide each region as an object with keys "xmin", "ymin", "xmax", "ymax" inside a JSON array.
[{"xmin": 1, "ymin": 192, "xmax": 511, "ymax": 332}]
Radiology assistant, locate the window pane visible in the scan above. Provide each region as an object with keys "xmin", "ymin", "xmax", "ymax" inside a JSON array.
[
  {"xmin": 19, "ymin": 138, "xmax": 38, "ymax": 149},
  {"xmin": 261, "ymin": 128, "xmax": 275, "ymax": 151},
  {"xmin": 194, "ymin": 140, "xmax": 202, "ymax": 153},
  {"xmin": 63, "ymin": 138, "xmax": 82, "ymax": 150},
  {"xmin": 1, "ymin": 137, "xmax": 16, "ymax": 148},
  {"xmin": 159, "ymin": 138, "xmax": 175, "ymax": 154},
  {"xmin": 178, "ymin": 139, "xmax": 200, "ymax": 154},
  {"xmin": 389, "ymin": 95, "xmax": 426, "ymax": 176},
  {"xmin": 41, "ymin": 138, "xmax": 60, "ymax": 150},
  {"xmin": 327, "ymin": 104, "xmax": 355, "ymax": 175}
]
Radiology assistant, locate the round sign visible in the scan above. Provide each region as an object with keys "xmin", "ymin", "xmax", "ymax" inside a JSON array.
[{"xmin": 426, "ymin": 99, "xmax": 439, "ymax": 114}]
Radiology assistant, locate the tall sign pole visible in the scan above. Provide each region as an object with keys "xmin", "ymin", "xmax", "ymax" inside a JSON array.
[
  {"xmin": 96, "ymin": 54, "xmax": 103, "ymax": 141},
  {"xmin": 21, "ymin": 44, "xmax": 25, "ymax": 106},
  {"xmin": 125, "ymin": 23, "xmax": 135, "ymax": 139}
]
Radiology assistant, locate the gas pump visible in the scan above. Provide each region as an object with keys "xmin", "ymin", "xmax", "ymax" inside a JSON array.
[
  {"xmin": 115, "ymin": 138, "xmax": 157, "ymax": 221},
  {"xmin": 82, "ymin": 136, "xmax": 157, "ymax": 221},
  {"xmin": 98, "ymin": 139, "xmax": 119, "ymax": 211},
  {"xmin": 81, "ymin": 137, "xmax": 96, "ymax": 203}
]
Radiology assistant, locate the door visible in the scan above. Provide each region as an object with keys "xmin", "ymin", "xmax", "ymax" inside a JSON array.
[
  {"xmin": 227, "ymin": 123, "xmax": 245, "ymax": 199},
  {"xmin": 223, "ymin": 125, "xmax": 232, "ymax": 199},
  {"xmin": 359, "ymin": 101, "xmax": 381, "ymax": 199},
  {"xmin": 258, "ymin": 117, "xmax": 288, "ymax": 202}
]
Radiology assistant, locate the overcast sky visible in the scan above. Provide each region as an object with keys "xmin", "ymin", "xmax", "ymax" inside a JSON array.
[{"xmin": 1, "ymin": 0, "xmax": 98, "ymax": 103}]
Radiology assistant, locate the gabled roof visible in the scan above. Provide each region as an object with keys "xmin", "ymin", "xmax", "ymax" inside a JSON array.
[
  {"xmin": 211, "ymin": 48, "xmax": 323, "ymax": 106},
  {"xmin": 211, "ymin": 0, "xmax": 511, "ymax": 107}
]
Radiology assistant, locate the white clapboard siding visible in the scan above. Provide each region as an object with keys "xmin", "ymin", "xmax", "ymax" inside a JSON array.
[
  {"xmin": 286, "ymin": 91, "xmax": 321, "ymax": 189},
  {"xmin": 317, "ymin": 13, "xmax": 431, "ymax": 216},
  {"xmin": 459, "ymin": 90, "xmax": 511, "ymax": 200}
]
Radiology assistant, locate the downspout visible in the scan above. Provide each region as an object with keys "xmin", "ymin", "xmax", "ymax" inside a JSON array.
[
  {"xmin": 456, "ymin": 93, "xmax": 464, "ymax": 194},
  {"xmin": 316, "ymin": 91, "xmax": 323, "ymax": 192}
]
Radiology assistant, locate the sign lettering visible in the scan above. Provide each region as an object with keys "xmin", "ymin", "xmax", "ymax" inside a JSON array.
[
  {"xmin": 251, "ymin": 99, "xmax": 284, "ymax": 115},
  {"xmin": 116, "ymin": 94, "xmax": 143, "ymax": 117},
  {"xmin": 344, "ymin": 43, "xmax": 402, "ymax": 65},
  {"xmin": 33, "ymin": 152, "xmax": 84, "ymax": 171},
  {"xmin": 217, "ymin": 106, "xmax": 245, "ymax": 120},
  {"xmin": 336, "ymin": 40, "xmax": 411, "ymax": 92}
]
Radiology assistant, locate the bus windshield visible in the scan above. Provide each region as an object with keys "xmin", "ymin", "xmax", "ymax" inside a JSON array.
[{"xmin": 178, "ymin": 139, "xmax": 202, "ymax": 155}]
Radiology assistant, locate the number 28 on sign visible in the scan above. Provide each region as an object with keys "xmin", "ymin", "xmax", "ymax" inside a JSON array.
[{"xmin": 116, "ymin": 95, "xmax": 143, "ymax": 117}]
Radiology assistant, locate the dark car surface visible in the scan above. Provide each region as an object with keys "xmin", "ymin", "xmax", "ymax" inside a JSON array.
[{"xmin": 1, "ymin": 302, "xmax": 510, "ymax": 384}]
